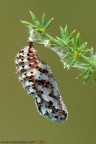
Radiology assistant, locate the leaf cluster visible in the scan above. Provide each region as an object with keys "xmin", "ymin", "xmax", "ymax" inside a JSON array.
[{"xmin": 21, "ymin": 11, "xmax": 96, "ymax": 83}]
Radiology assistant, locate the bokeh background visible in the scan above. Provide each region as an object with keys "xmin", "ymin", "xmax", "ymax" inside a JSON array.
[{"xmin": 0, "ymin": 0, "xmax": 96, "ymax": 143}]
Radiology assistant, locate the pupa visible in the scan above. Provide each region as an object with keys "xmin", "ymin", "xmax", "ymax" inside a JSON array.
[{"xmin": 15, "ymin": 41, "xmax": 68, "ymax": 123}]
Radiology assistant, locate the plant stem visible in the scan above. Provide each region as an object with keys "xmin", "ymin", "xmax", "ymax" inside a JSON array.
[{"xmin": 22, "ymin": 11, "xmax": 96, "ymax": 83}]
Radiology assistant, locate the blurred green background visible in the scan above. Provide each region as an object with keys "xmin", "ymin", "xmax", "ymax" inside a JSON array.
[{"xmin": 0, "ymin": 0, "xmax": 96, "ymax": 143}]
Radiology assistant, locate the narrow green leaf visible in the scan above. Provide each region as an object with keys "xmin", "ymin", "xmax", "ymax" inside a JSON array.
[
  {"xmin": 83, "ymin": 73, "xmax": 91, "ymax": 84},
  {"xmin": 83, "ymin": 49, "xmax": 91, "ymax": 54},
  {"xmin": 80, "ymin": 54, "xmax": 96, "ymax": 67},
  {"xmin": 76, "ymin": 68, "xmax": 89, "ymax": 79},
  {"xmin": 60, "ymin": 26, "xmax": 64, "ymax": 38},
  {"xmin": 79, "ymin": 63, "xmax": 90, "ymax": 68},
  {"xmin": 61, "ymin": 54, "xmax": 69, "ymax": 62},
  {"xmin": 68, "ymin": 47, "xmax": 74, "ymax": 53},
  {"xmin": 44, "ymin": 17, "xmax": 54, "ymax": 29},
  {"xmin": 21, "ymin": 21, "xmax": 36, "ymax": 28},
  {"xmin": 79, "ymin": 42, "xmax": 87, "ymax": 52},
  {"xmin": 65, "ymin": 57, "xmax": 74, "ymax": 67},
  {"xmin": 57, "ymin": 37, "xmax": 68, "ymax": 46},
  {"xmin": 45, "ymin": 33, "xmax": 58, "ymax": 44},
  {"xmin": 76, "ymin": 32, "xmax": 80, "ymax": 47},
  {"xmin": 69, "ymin": 29, "xmax": 76, "ymax": 40},
  {"xmin": 90, "ymin": 47, "xmax": 94, "ymax": 57},
  {"xmin": 64, "ymin": 25, "xmax": 68, "ymax": 37},
  {"xmin": 42, "ymin": 13, "xmax": 46, "ymax": 26},
  {"xmin": 29, "ymin": 10, "xmax": 40, "ymax": 26},
  {"xmin": 72, "ymin": 39, "xmax": 75, "ymax": 47},
  {"xmin": 69, "ymin": 59, "xmax": 76, "ymax": 68}
]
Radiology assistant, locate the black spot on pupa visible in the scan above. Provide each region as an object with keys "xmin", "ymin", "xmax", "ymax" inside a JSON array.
[
  {"xmin": 38, "ymin": 80, "xmax": 44, "ymax": 85},
  {"xmin": 55, "ymin": 116, "xmax": 58, "ymax": 119},
  {"xmin": 19, "ymin": 50, "xmax": 24, "ymax": 53},
  {"xmin": 36, "ymin": 66, "xmax": 39, "ymax": 69},
  {"xmin": 29, "ymin": 79, "xmax": 32, "ymax": 82},
  {"xmin": 41, "ymin": 91, "xmax": 43, "ymax": 94},
  {"xmin": 49, "ymin": 93, "xmax": 51, "ymax": 96},
  {"xmin": 27, "ymin": 58, "xmax": 30, "ymax": 60},
  {"xmin": 33, "ymin": 86, "xmax": 35, "ymax": 89},
  {"xmin": 38, "ymin": 68, "xmax": 42, "ymax": 72},
  {"xmin": 42, "ymin": 69, "xmax": 48, "ymax": 74},
  {"xmin": 49, "ymin": 101, "xmax": 53, "ymax": 105},
  {"xmin": 48, "ymin": 105, "xmax": 52, "ymax": 109},
  {"xmin": 45, "ymin": 111, "xmax": 49, "ymax": 116}
]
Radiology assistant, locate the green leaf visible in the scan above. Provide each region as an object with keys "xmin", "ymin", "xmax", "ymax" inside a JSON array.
[
  {"xmin": 72, "ymin": 39, "xmax": 75, "ymax": 47},
  {"xmin": 45, "ymin": 33, "xmax": 58, "ymax": 44},
  {"xmin": 76, "ymin": 33, "xmax": 80, "ymax": 47},
  {"xmin": 76, "ymin": 68, "xmax": 90, "ymax": 79},
  {"xmin": 79, "ymin": 42, "xmax": 87, "ymax": 52},
  {"xmin": 90, "ymin": 47, "xmax": 94, "ymax": 57},
  {"xmin": 21, "ymin": 21, "xmax": 36, "ymax": 28},
  {"xmin": 44, "ymin": 17, "xmax": 54, "ymax": 29},
  {"xmin": 65, "ymin": 57, "xmax": 74, "ymax": 68},
  {"xmin": 57, "ymin": 37, "xmax": 68, "ymax": 46},
  {"xmin": 64, "ymin": 25, "xmax": 68, "ymax": 37},
  {"xmin": 68, "ymin": 47, "xmax": 74, "ymax": 53},
  {"xmin": 79, "ymin": 63, "xmax": 90, "ymax": 68},
  {"xmin": 29, "ymin": 10, "xmax": 40, "ymax": 26},
  {"xmin": 83, "ymin": 49, "xmax": 91, "ymax": 54},
  {"xmin": 60, "ymin": 26, "xmax": 64, "ymax": 38},
  {"xmin": 42, "ymin": 13, "xmax": 46, "ymax": 26},
  {"xmin": 69, "ymin": 29, "xmax": 76, "ymax": 40},
  {"xmin": 80, "ymin": 54, "xmax": 96, "ymax": 67},
  {"xmin": 69, "ymin": 59, "xmax": 76, "ymax": 68},
  {"xmin": 61, "ymin": 54, "xmax": 69, "ymax": 62},
  {"xmin": 83, "ymin": 73, "xmax": 91, "ymax": 84}
]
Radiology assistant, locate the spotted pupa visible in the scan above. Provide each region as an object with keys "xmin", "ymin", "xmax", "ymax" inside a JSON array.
[{"xmin": 15, "ymin": 41, "xmax": 68, "ymax": 123}]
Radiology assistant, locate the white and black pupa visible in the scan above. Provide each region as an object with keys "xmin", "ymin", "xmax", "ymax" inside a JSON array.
[{"xmin": 15, "ymin": 41, "xmax": 68, "ymax": 123}]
